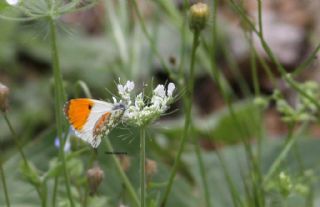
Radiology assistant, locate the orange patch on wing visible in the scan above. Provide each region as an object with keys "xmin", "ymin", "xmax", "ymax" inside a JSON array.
[{"xmin": 64, "ymin": 98, "xmax": 94, "ymax": 131}]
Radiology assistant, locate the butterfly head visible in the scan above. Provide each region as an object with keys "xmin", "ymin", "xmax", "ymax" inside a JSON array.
[{"xmin": 112, "ymin": 102, "xmax": 126, "ymax": 111}]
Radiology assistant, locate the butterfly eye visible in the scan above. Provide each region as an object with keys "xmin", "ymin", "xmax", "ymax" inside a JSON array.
[{"xmin": 113, "ymin": 103, "xmax": 126, "ymax": 110}]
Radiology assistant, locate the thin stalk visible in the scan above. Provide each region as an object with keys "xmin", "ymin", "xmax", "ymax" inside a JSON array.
[
  {"xmin": 216, "ymin": 151, "xmax": 244, "ymax": 207},
  {"xmin": 257, "ymin": 0, "xmax": 263, "ymax": 37},
  {"xmin": 2, "ymin": 112, "xmax": 28, "ymax": 164},
  {"xmin": 131, "ymin": 0, "xmax": 173, "ymax": 79},
  {"xmin": 140, "ymin": 127, "xmax": 146, "ymax": 207},
  {"xmin": 2, "ymin": 112, "xmax": 47, "ymax": 205},
  {"xmin": 48, "ymin": 16, "xmax": 74, "ymax": 207},
  {"xmin": 248, "ymin": 33, "xmax": 260, "ymax": 96},
  {"xmin": 193, "ymin": 137, "xmax": 212, "ymax": 207},
  {"xmin": 161, "ymin": 31, "xmax": 201, "ymax": 207},
  {"xmin": 0, "ymin": 161, "xmax": 10, "ymax": 207},
  {"xmin": 42, "ymin": 183, "xmax": 47, "ymax": 207},
  {"xmin": 262, "ymin": 123, "xmax": 308, "ymax": 184},
  {"xmin": 35, "ymin": 187, "xmax": 44, "ymax": 207},
  {"xmin": 52, "ymin": 177, "xmax": 58, "ymax": 207},
  {"xmin": 105, "ymin": 139, "xmax": 140, "ymax": 207},
  {"xmin": 293, "ymin": 42, "xmax": 320, "ymax": 77}
]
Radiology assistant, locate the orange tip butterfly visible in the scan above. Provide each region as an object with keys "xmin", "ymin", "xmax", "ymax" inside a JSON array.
[{"xmin": 64, "ymin": 98, "xmax": 126, "ymax": 148}]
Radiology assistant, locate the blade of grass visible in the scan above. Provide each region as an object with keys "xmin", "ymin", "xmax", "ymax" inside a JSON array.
[{"xmin": 0, "ymin": 160, "xmax": 10, "ymax": 207}]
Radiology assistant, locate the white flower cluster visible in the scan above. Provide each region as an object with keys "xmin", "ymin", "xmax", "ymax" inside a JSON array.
[{"xmin": 114, "ymin": 80, "xmax": 175, "ymax": 126}]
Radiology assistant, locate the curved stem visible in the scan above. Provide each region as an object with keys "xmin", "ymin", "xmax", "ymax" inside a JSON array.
[
  {"xmin": 0, "ymin": 160, "xmax": 10, "ymax": 207},
  {"xmin": 140, "ymin": 127, "xmax": 146, "ymax": 207},
  {"xmin": 105, "ymin": 139, "xmax": 140, "ymax": 207}
]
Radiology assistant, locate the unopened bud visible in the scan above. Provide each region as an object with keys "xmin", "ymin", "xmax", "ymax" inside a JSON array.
[
  {"xmin": 0, "ymin": 83, "xmax": 10, "ymax": 112},
  {"xmin": 87, "ymin": 163, "xmax": 104, "ymax": 195},
  {"xmin": 189, "ymin": 2, "xmax": 209, "ymax": 32},
  {"xmin": 118, "ymin": 155, "xmax": 131, "ymax": 172},
  {"xmin": 169, "ymin": 55, "xmax": 177, "ymax": 66},
  {"xmin": 145, "ymin": 159, "xmax": 157, "ymax": 177}
]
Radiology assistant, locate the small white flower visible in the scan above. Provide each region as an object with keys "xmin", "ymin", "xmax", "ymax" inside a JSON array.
[
  {"xmin": 117, "ymin": 84, "xmax": 125, "ymax": 95},
  {"xmin": 126, "ymin": 81, "xmax": 135, "ymax": 91},
  {"xmin": 6, "ymin": 0, "xmax": 19, "ymax": 5},
  {"xmin": 167, "ymin": 82, "xmax": 175, "ymax": 97},
  {"xmin": 154, "ymin": 85, "xmax": 166, "ymax": 98},
  {"xmin": 112, "ymin": 97, "xmax": 118, "ymax": 104},
  {"xmin": 135, "ymin": 93, "xmax": 144, "ymax": 109}
]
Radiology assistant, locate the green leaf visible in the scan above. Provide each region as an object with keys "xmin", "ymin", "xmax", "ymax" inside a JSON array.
[
  {"xmin": 158, "ymin": 100, "xmax": 261, "ymax": 144},
  {"xmin": 43, "ymin": 158, "xmax": 63, "ymax": 180},
  {"xmin": 19, "ymin": 161, "xmax": 42, "ymax": 187}
]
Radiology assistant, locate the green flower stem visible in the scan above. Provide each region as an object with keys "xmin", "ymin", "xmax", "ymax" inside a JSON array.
[
  {"xmin": 105, "ymin": 139, "xmax": 140, "ymax": 207},
  {"xmin": 132, "ymin": 0, "xmax": 173, "ymax": 79},
  {"xmin": 3, "ymin": 112, "xmax": 27, "ymax": 164},
  {"xmin": 3, "ymin": 112, "xmax": 48, "ymax": 205},
  {"xmin": 210, "ymin": 23, "xmax": 264, "ymax": 205},
  {"xmin": 263, "ymin": 123, "xmax": 306, "ymax": 185},
  {"xmin": 293, "ymin": 42, "xmax": 320, "ymax": 77},
  {"xmin": 161, "ymin": 31, "xmax": 209, "ymax": 207},
  {"xmin": 216, "ymin": 151, "xmax": 244, "ymax": 207},
  {"xmin": 193, "ymin": 135, "xmax": 212, "ymax": 207},
  {"xmin": 0, "ymin": 160, "xmax": 10, "ymax": 207},
  {"xmin": 140, "ymin": 127, "xmax": 146, "ymax": 207},
  {"xmin": 51, "ymin": 177, "xmax": 58, "ymax": 207},
  {"xmin": 49, "ymin": 16, "xmax": 74, "ymax": 207}
]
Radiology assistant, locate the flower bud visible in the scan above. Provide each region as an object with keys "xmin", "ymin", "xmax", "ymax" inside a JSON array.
[
  {"xmin": 189, "ymin": 2, "xmax": 209, "ymax": 32},
  {"xmin": 117, "ymin": 155, "xmax": 131, "ymax": 172},
  {"xmin": 0, "ymin": 83, "xmax": 10, "ymax": 112},
  {"xmin": 145, "ymin": 159, "xmax": 157, "ymax": 177},
  {"xmin": 87, "ymin": 162, "xmax": 104, "ymax": 195},
  {"xmin": 278, "ymin": 171, "xmax": 293, "ymax": 198}
]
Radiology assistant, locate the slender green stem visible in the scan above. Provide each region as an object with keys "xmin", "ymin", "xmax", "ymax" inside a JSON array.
[
  {"xmin": 161, "ymin": 31, "xmax": 200, "ymax": 207},
  {"xmin": 293, "ymin": 42, "xmax": 320, "ymax": 77},
  {"xmin": 132, "ymin": 0, "xmax": 173, "ymax": 79},
  {"xmin": 262, "ymin": 123, "xmax": 308, "ymax": 185},
  {"xmin": 49, "ymin": 16, "xmax": 74, "ymax": 207},
  {"xmin": 248, "ymin": 33, "xmax": 260, "ymax": 96},
  {"xmin": 257, "ymin": 0, "xmax": 263, "ymax": 37},
  {"xmin": 2, "ymin": 112, "xmax": 28, "ymax": 164},
  {"xmin": 105, "ymin": 139, "xmax": 140, "ymax": 207},
  {"xmin": 52, "ymin": 177, "xmax": 58, "ymax": 207},
  {"xmin": 216, "ymin": 151, "xmax": 244, "ymax": 207},
  {"xmin": 193, "ymin": 137, "xmax": 211, "ymax": 207},
  {"xmin": 140, "ymin": 127, "xmax": 146, "ymax": 207},
  {"xmin": 2, "ymin": 112, "xmax": 47, "ymax": 205},
  {"xmin": 75, "ymin": 80, "xmax": 92, "ymax": 98},
  {"xmin": 42, "ymin": 182, "xmax": 47, "ymax": 207},
  {"xmin": 0, "ymin": 160, "xmax": 10, "ymax": 207}
]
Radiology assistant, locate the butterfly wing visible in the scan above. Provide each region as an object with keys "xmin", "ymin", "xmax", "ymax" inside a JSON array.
[{"xmin": 64, "ymin": 98, "xmax": 114, "ymax": 148}]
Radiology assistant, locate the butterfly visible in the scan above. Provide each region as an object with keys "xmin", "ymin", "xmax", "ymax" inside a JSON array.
[{"xmin": 64, "ymin": 98, "xmax": 126, "ymax": 148}]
